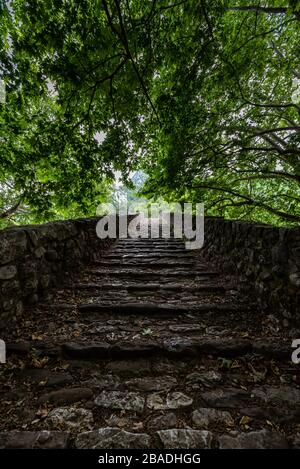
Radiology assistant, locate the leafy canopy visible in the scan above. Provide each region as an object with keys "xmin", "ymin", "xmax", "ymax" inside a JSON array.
[{"xmin": 0, "ymin": 0, "xmax": 299, "ymax": 226}]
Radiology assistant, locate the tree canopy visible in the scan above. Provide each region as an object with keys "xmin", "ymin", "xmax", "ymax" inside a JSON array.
[{"xmin": 0, "ymin": 0, "xmax": 299, "ymax": 226}]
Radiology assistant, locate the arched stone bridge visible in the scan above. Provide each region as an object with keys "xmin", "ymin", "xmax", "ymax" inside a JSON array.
[{"xmin": 0, "ymin": 217, "xmax": 299, "ymax": 449}]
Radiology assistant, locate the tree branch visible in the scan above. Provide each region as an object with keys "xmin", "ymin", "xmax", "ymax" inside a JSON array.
[
  {"xmin": 190, "ymin": 183, "xmax": 300, "ymax": 222},
  {"xmin": 229, "ymin": 6, "xmax": 287, "ymax": 15},
  {"xmin": 102, "ymin": 0, "xmax": 161, "ymax": 125},
  {"xmin": 229, "ymin": 5, "xmax": 300, "ymax": 21},
  {"xmin": 0, "ymin": 201, "xmax": 21, "ymax": 219}
]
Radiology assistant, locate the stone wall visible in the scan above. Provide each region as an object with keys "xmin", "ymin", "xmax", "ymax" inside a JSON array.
[
  {"xmin": 202, "ymin": 217, "xmax": 300, "ymax": 322},
  {"xmin": 0, "ymin": 217, "xmax": 116, "ymax": 329},
  {"xmin": 1, "ymin": 215, "xmax": 299, "ymax": 329}
]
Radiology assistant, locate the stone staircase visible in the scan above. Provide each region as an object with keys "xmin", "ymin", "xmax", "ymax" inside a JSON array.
[{"xmin": 0, "ymin": 234, "xmax": 299, "ymax": 449}]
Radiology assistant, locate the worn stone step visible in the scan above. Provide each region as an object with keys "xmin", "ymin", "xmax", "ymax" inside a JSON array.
[
  {"xmin": 217, "ymin": 430, "xmax": 289, "ymax": 449},
  {"xmin": 78, "ymin": 302, "xmax": 189, "ymax": 315},
  {"xmin": 60, "ymin": 338, "xmax": 290, "ymax": 359},
  {"xmin": 62, "ymin": 339, "xmax": 220, "ymax": 359},
  {"xmin": 8, "ymin": 338, "xmax": 291, "ymax": 359},
  {"xmin": 75, "ymin": 427, "xmax": 152, "ymax": 449},
  {"xmin": 115, "ymin": 246, "xmax": 187, "ymax": 251},
  {"xmin": 17, "ymin": 369, "xmax": 73, "ymax": 387},
  {"xmin": 115, "ymin": 246, "xmax": 187, "ymax": 252},
  {"xmin": 116, "ymin": 243, "xmax": 185, "ymax": 248},
  {"xmin": 117, "ymin": 239, "xmax": 184, "ymax": 245},
  {"xmin": 127, "ymin": 284, "xmax": 226, "ymax": 293},
  {"xmin": 126, "ymin": 284, "xmax": 161, "ymax": 291},
  {"xmin": 75, "ymin": 283, "xmax": 126, "ymax": 291},
  {"xmin": 94, "ymin": 261, "xmax": 197, "ymax": 268},
  {"xmin": 7, "ymin": 337, "xmax": 291, "ymax": 363},
  {"xmin": 0, "ymin": 428, "xmax": 291, "ymax": 449},
  {"xmin": 86, "ymin": 269, "xmax": 219, "ymax": 278},
  {"xmin": 112, "ymin": 250, "xmax": 193, "ymax": 256},
  {"xmin": 0, "ymin": 431, "xmax": 70, "ymax": 449},
  {"xmin": 77, "ymin": 302, "xmax": 241, "ymax": 315},
  {"xmin": 74, "ymin": 283, "xmax": 226, "ymax": 294},
  {"xmin": 103, "ymin": 253, "xmax": 195, "ymax": 259}
]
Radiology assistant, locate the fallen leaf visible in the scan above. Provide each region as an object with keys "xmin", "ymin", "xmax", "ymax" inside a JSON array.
[
  {"xmin": 30, "ymin": 419, "xmax": 40, "ymax": 425},
  {"xmin": 133, "ymin": 422, "xmax": 144, "ymax": 430},
  {"xmin": 142, "ymin": 328, "xmax": 153, "ymax": 336},
  {"xmin": 240, "ymin": 415, "xmax": 252, "ymax": 426}
]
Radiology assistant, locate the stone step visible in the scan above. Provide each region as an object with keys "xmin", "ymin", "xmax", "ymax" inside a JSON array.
[
  {"xmin": 78, "ymin": 302, "xmax": 241, "ymax": 315},
  {"xmin": 103, "ymin": 253, "xmax": 196, "ymax": 259},
  {"xmin": 74, "ymin": 294, "xmax": 220, "ymax": 304},
  {"xmin": 74, "ymin": 283, "xmax": 226, "ymax": 293},
  {"xmin": 62, "ymin": 338, "xmax": 254, "ymax": 359},
  {"xmin": 0, "ymin": 428, "xmax": 292, "ymax": 449},
  {"xmin": 7, "ymin": 338, "xmax": 291, "ymax": 360},
  {"xmin": 116, "ymin": 242, "xmax": 185, "ymax": 248},
  {"xmin": 115, "ymin": 245, "xmax": 187, "ymax": 251},
  {"xmin": 77, "ymin": 295, "xmax": 225, "ymax": 304},
  {"xmin": 128, "ymin": 284, "xmax": 226, "ymax": 293},
  {"xmin": 0, "ymin": 431, "xmax": 70, "ymax": 449},
  {"xmin": 117, "ymin": 239, "xmax": 184, "ymax": 245},
  {"xmin": 75, "ymin": 283, "xmax": 127, "ymax": 291},
  {"xmin": 112, "ymin": 250, "xmax": 195, "ymax": 256},
  {"xmin": 86, "ymin": 269, "xmax": 219, "ymax": 278},
  {"xmin": 93, "ymin": 261, "xmax": 197, "ymax": 268}
]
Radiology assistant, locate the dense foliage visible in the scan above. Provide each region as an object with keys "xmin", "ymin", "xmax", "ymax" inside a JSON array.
[{"xmin": 0, "ymin": 0, "xmax": 299, "ymax": 227}]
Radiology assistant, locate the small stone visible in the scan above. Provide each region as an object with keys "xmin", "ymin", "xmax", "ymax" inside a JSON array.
[
  {"xmin": 62, "ymin": 342, "xmax": 110, "ymax": 358},
  {"xmin": 205, "ymin": 326, "xmax": 228, "ymax": 335},
  {"xmin": 192, "ymin": 408, "xmax": 234, "ymax": 428},
  {"xmin": 201, "ymin": 388, "xmax": 249, "ymax": 408},
  {"xmin": 83, "ymin": 374, "xmax": 120, "ymax": 390},
  {"xmin": 95, "ymin": 391, "xmax": 145, "ymax": 413},
  {"xmin": 38, "ymin": 387, "xmax": 93, "ymax": 405},
  {"xmin": 34, "ymin": 247, "xmax": 46, "ymax": 258},
  {"xmin": 289, "ymin": 273, "xmax": 300, "ymax": 287},
  {"xmin": 218, "ymin": 429, "xmax": 288, "ymax": 449},
  {"xmin": 18, "ymin": 369, "xmax": 72, "ymax": 387},
  {"xmin": 90, "ymin": 325, "xmax": 115, "ymax": 334},
  {"xmin": 106, "ymin": 360, "xmax": 151, "ymax": 376},
  {"xmin": 157, "ymin": 429, "xmax": 213, "ymax": 449},
  {"xmin": 163, "ymin": 338, "xmax": 195, "ymax": 355},
  {"xmin": 149, "ymin": 413, "xmax": 177, "ymax": 430},
  {"xmin": 240, "ymin": 407, "xmax": 300, "ymax": 424},
  {"xmin": 0, "ymin": 431, "xmax": 69, "ymax": 449},
  {"xmin": 124, "ymin": 376, "xmax": 177, "ymax": 392},
  {"xmin": 105, "ymin": 414, "xmax": 133, "ymax": 428},
  {"xmin": 0, "ymin": 265, "xmax": 17, "ymax": 280},
  {"xmin": 75, "ymin": 427, "xmax": 151, "ymax": 449},
  {"xmin": 167, "ymin": 392, "xmax": 193, "ymax": 409},
  {"xmin": 186, "ymin": 371, "xmax": 222, "ymax": 389},
  {"xmin": 252, "ymin": 386, "xmax": 300, "ymax": 406},
  {"xmin": 252, "ymin": 340, "xmax": 290, "ymax": 359},
  {"xmin": 47, "ymin": 407, "xmax": 93, "ymax": 429},
  {"xmin": 118, "ymin": 325, "xmax": 141, "ymax": 332},
  {"xmin": 147, "ymin": 392, "xmax": 193, "ymax": 410},
  {"xmin": 169, "ymin": 324, "xmax": 203, "ymax": 333}
]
